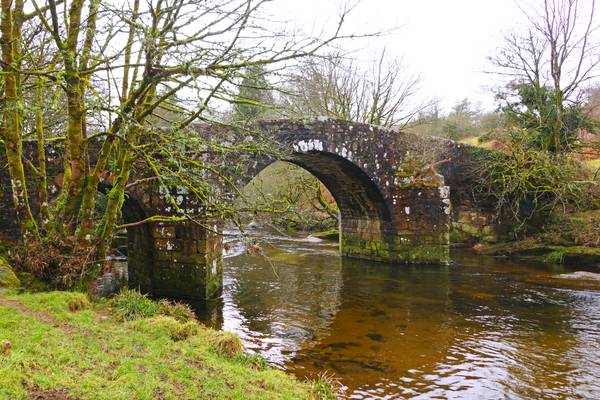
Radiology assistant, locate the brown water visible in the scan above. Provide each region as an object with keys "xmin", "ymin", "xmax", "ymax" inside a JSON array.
[{"xmin": 200, "ymin": 230, "xmax": 600, "ymax": 399}]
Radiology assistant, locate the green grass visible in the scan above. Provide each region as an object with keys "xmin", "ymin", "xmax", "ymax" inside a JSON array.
[
  {"xmin": 458, "ymin": 136, "xmax": 496, "ymax": 149},
  {"xmin": 584, "ymin": 158, "xmax": 600, "ymax": 173},
  {"xmin": 0, "ymin": 290, "xmax": 320, "ymax": 400}
]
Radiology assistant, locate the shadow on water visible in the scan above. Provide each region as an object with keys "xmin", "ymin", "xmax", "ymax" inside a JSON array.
[{"xmin": 195, "ymin": 231, "xmax": 600, "ymax": 399}]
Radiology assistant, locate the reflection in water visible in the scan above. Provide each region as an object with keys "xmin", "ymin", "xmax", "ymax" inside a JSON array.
[{"xmin": 198, "ymin": 231, "xmax": 600, "ymax": 399}]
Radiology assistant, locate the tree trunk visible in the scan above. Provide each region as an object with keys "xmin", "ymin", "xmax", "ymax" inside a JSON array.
[
  {"xmin": 0, "ymin": 0, "xmax": 39, "ymax": 241},
  {"xmin": 36, "ymin": 76, "xmax": 49, "ymax": 229}
]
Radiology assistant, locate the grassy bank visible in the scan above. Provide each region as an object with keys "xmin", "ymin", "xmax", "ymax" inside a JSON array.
[{"xmin": 0, "ymin": 290, "xmax": 322, "ymax": 400}]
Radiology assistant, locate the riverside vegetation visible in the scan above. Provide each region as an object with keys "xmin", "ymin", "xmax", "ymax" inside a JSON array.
[{"xmin": 0, "ymin": 287, "xmax": 335, "ymax": 400}]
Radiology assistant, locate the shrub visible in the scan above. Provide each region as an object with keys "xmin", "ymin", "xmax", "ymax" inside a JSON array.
[
  {"xmin": 476, "ymin": 130, "xmax": 592, "ymax": 231},
  {"xmin": 18, "ymin": 237, "xmax": 100, "ymax": 290}
]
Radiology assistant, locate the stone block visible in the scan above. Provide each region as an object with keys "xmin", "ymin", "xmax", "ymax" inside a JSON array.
[
  {"xmin": 152, "ymin": 225, "xmax": 176, "ymax": 238},
  {"xmin": 154, "ymin": 238, "xmax": 182, "ymax": 252}
]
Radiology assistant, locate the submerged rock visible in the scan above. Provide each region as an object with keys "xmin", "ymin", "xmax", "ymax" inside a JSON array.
[
  {"xmin": 555, "ymin": 271, "xmax": 600, "ymax": 281},
  {"xmin": 475, "ymin": 241, "xmax": 600, "ymax": 268}
]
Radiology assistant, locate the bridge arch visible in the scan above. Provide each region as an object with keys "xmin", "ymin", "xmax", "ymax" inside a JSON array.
[
  {"xmin": 245, "ymin": 120, "xmax": 454, "ymax": 264},
  {"xmin": 0, "ymin": 118, "xmax": 504, "ymax": 302},
  {"xmin": 285, "ymin": 150, "xmax": 392, "ymax": 224},
  {"xmin": 281, "ymin": 150, "xmax": 396, "ymax": 261}
]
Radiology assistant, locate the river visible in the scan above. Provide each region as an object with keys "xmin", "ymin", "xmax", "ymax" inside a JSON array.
[{"xmin": 197, "ymin": 228, "xmax": 600, "ymax": 399}]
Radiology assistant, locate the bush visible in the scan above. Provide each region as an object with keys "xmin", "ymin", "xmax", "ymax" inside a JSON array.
[{"xmin": 476, "ymin": 130, "xmax": 592, "ymax": 231}]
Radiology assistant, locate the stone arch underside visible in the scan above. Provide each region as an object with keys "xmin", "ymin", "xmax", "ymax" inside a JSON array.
[
  {"xmin": 283, "ymin": 151, "xmax": 397, "ymax": 261},
  {"xmin": 237, "ymin": 119, "xmax": 458, "ymax": 264}
]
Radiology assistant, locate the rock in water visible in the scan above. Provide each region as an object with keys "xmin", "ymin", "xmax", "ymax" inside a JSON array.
[{"xmin": 555, "ymin": 271, "xmax": 600, "ymax": 281}]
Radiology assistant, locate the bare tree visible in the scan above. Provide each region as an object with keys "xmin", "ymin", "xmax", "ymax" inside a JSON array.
[
  {"xmin": 489, "ymin": 0, "xmax": 599, "ymax": 151},
  {"xmin": 0, "ymin": 0, "xmax": 365, "ymax": 285},
  {"xmin": 281, "ymin": 51, "xmax": 430, "ymax": 129}
]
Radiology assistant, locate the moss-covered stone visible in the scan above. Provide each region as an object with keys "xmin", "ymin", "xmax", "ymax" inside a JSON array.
[
  {"xmin": 475, "ymin": 240, "xmax": 600, "ymax": 268},
  {"xmin": 311, "ymin": 229, "xmax": 339, "ymax": 240},
  {"xmin": 0, "ymin": 256, "xmax": 20, "ymax": 288},
  {"xmin": 394, "ymin": 160, "xmax": 445, "ymax": 189},
  {"xmin": 342, "ymin": 234, "xmax": 450, "ymax": 265}
]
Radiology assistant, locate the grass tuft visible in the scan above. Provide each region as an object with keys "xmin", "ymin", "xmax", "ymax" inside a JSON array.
[
  {"xmin": 131, "ymin": 316, "xmax": 200, "ymax": 341},
  {"xmin": 109, "ymin": 289, "xmax": 158, "ymax": 320},
  {"xmin": 109, "ymin": 289, "xmax": 197, "ymax": 323},
  {"xmin": 156, "ymin": 299, "xmax": 196, "ymax": 322},
  {"xmin": 235, "ymin": 352, "xmax": 269, "ymax": 370},
  {"xmin": 66, "ymin": 293, "xmax": 90, "ymax": 312},
  {"xmin": 308, "ymin": 371, "xmax": 340, "ymax": 400},
  {"xmin": 0, "ymin": 339, "xmax": 11, "ymax": 355},
  {"xmin": 545, "ymin": 250, "xmax": 565, "ymax": 264},
  {"xmin": 210, "ymin": 331, "xmax": 244, "ymax": 359}
]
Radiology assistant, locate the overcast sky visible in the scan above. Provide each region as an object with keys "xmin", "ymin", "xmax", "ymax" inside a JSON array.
[{"xmin": 270, "ymin": 0, "xmax": 596, "ymax": 113}]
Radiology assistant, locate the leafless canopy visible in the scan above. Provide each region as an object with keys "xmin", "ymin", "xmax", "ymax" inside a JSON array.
[
  {"xmin": 490, "ymin": 0, "xmax": 599, "ymax": 102},
  {"xmin": 280, "ymin": 51, "xmax": 431, "ymax": 129}
]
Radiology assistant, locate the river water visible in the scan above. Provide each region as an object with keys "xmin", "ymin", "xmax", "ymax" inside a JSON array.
[{"xmin": 198, "ymin": 229, "xmax": 600, "ymax": 399}]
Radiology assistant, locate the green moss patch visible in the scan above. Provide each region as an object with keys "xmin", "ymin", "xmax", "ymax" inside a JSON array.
[
  {"xmin": 311, "ymin": 229, "xmax": 339, "ymax": 240},
  {"xmin": 0, "ymin": 257, "xmax": 20, "ymax": 289},
  {"xmin": 475, "ymin": 240, "xmax": 600, "ymax": 268}
]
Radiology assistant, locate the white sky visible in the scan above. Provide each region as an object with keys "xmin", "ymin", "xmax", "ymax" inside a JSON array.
[{"xmin": 270, "ymin": 0, "xmax": 596, "ymax": 113}]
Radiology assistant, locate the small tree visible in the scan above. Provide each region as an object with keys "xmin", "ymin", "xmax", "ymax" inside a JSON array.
[
  {"xmin": 489, "ymin": 0, "xmax": 599, "ymax": 152},
  {"xmin": 476, "ymin": 128, "xmax": 588, "ymax": 231},
  {"xmin": 231, "ymin": 64, "xmax": 274, "ymax": 125},
  {"xmin": 441, "ymin": 98, "xmax": 480, "ymax": 140}
]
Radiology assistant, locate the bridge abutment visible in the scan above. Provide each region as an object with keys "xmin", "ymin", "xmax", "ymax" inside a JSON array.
[{"xmin": 126, "ymin": 185, "xmax": 224, "ymax": 301}]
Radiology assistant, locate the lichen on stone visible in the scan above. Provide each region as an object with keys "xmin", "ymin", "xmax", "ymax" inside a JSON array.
[{"xmin": 394, "ymin": 160, "xmax": 444, "ymax": 189}]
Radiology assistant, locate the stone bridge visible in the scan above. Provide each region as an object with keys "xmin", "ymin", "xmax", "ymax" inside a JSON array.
[{"xmin": 0, "ymin": 119, "xmax": 502, "ymax": 301}]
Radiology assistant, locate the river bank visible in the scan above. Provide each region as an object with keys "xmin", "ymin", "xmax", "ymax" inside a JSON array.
[{"xmin": 0, "ymin": 289, "xmax": 327, "ymax": 400}]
